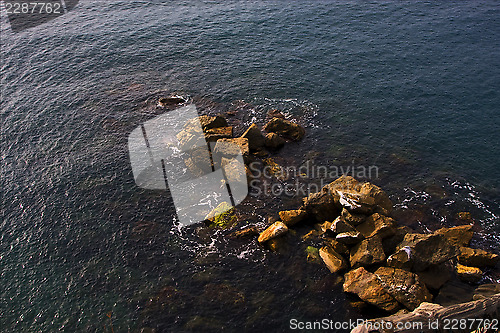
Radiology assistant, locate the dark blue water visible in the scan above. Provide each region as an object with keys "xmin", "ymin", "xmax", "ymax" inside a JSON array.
[{"xmin": 2, "ymin": 1, "xmax": 499, "ymax": 331}]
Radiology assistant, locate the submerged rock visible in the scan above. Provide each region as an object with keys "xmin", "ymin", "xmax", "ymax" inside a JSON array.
[
  {"xmin": 258, "ymin": 221, "xmax": 288, "ymax": 243},
  {"xmin": 264, "ymin": 132, "xmax": 286, "ymax": 149},
  {"xmin": 205, "ymin": 202, "xmax": 237, "ymax": 229},
  {"xmin": 435, "ymin": 225, "xmax": 473, "ymax": 248},
  {"xmin": 306, "ymin": 246, "xmax": 322, "ymax": 264},
  {"xmin": 319, "ymin": 246, "xmax": 348, "ymax": 273},
  {"xmin": 279, "ymin": 209, "xmax": 308, "ymax": 226},
  {"xmin": 350, "ymin": 235, "xmax": 386, "ymax": 268},
  {"xmin": 230, "ymin": 226, "xmax": 259, "ymax": 238},
  {"xmin": 263, "ymin": 117, "xmax": 305, "ymax": 141},
  {"xmin": 456, "ymin": 264, "xmax": 483, "ymax": 283},
  {"xmin": 458, "ymin": 247, "xmax": 499, "ymax": 267},
  {"xmin": 343, "ymin": 267, "xmax": 400, "ymax": 313},
  {"xmin": 374, "ymin": 267, "xmax": 432, "ymax": 311}
]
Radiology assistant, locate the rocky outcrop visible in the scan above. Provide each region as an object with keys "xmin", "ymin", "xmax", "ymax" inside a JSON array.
[
  {"xmin": 435, "ymin": 225, "xmax": 473, "ymax": 248},
  {"xmin": 374, "ymin": 267, "xmax": 432, "ymax": 310},
  {"xmin": 263, "ymin": 118, "xmax": 305, "ymax": 141},
  {"xmin": 302, "ymin": 188, "xmax": 339, "ymax": 222},
  {"xmin": 343, "ymin": 267, "xmax": 400, "ymax": 313},
  {"xmin": 319, "ymin": 246, "xmax": 348, "ymax": 273},
  {"xmin": 458, "ymin": 247, "xmax": 499, "ymax": 267},
  {"xmin": 258, "ymin": 221, "xmax": 288, "ymax": 243},
  {"xmin": 278, "ymin": 209, "xmax": 308, "ymax": 226},
  {"xmin": 350, "ymin": 236, "xmax": 386, "ymax": 268}
]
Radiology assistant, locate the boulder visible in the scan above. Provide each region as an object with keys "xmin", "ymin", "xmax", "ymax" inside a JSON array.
[
  {"xmin": 264, "ymin": 132, "xmax": 286, "ymax": 149},
  {"xmin": 278, "ymin": 209, "xmax": 308, "ymax": 226},
  {"xmin": 399, "ymin": 233, "xmax": 457, "ymax": 271},
  {"xmin": 374, "ymin": 267, "xmax": 433, "ymax": 310},
  {"xmin": 214, "ymin": 138, "xmax": 250, "ymax": 161},
  {"xmin": 343, "ymin": 267, "xmax": 400, "ymax": 313},
  {"xmin": 350, "ymin": 235, "xmax": 386, "ymax": 268},
  {"xmin": 387, "ymin": 246, "xmax": 413, "ymax": 271},
  {"xmin": 302, "ymin": 188, "xmax": 339, "ymax": 222},
  {"xmin": 323, "ymin": 238, "xmax": 349, "ymax": 256},
  {"xmin": 458, "ymin": 247, "xmax": 499, "ymax": 267},
  {"xmin": 340, "ymin": 208, "xmax": 366, "ymax": 226},
  {"xmin": 356, "ymin": 213, "xmax": 397, "ymax": 239},
  {"xmin": 435, "ymin": 225, "xmax": 473, "ymax": 248},
  {"xmin": 258, "ymin": 221, "xmax": 288, "ymax": 243},
  {"xmin": 198, "ymin": 115, "xmax": 228, "ymax": 130},
  {"xmin": 382, "ymin": 226, "xmax": 414, "ymax": 255},
  {"xmin": 204, "ymin": 127, "xmax": 233, "ymax": 142},
  {"xmin": 331, "ymin": 216, "xmax": 357, "ymax": 234},
  {"xmin": 319, "ymin": 246, "xmax": 348, "ymax": 273},
  {"xmin": 241, "ymin": 123, "xmax": 265, "ymax": 150},
  {"xmin": 336, "ymin": 231, "xmax": 364, "ymax": 245},
  {"xmin": 263, "ymin": 118, "xmax": 305, "ymax": 141},
  {"xmin": 205, "ymin": 202, "xmax": 237, "ymax": 229},
  {"xmin": 456, "ymin": 264, "xmax": 483, "ymax": 283}
]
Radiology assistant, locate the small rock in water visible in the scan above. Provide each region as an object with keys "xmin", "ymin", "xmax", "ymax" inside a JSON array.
[
  {"xmin": 278, "ymin": 209, "xmax": 308, "ymax": 226},
  {"xmin": 241, "ymin": 123, "xmax": 265, "ymax": 150},
  {"xmin": 158, "ymin": 95, "xmax": 186, "ymax": 107},
  {"xmin": 456, "ymin": 264, "xmax": 483, "ymax": 284},
  {"xmin": 458, "ymin": 247, "xmax": 499, "ymax": 267},
  {"xmin": 263, "ymin": 117, "xmax": 305, "ymax": 141},
  {"xmin": 258, "ymin": 221, "xmax": 288, "ymax": 243},
  {"xmin": 264, "ymin": 132, "xmax": 286, "ymax": 150},
  {"xmin": 319, "ymin": 246, "xmax": 348, "ymax": 273},
  {"xmin": 435, "ymin": 225, "xmax": 473, "ymax": 248}
]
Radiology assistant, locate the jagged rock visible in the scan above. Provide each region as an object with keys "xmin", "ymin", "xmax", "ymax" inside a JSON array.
[
  {"xmin": 205, "ymin": 126, "xmax": 233, "ymax": 141},
  {"xmin": 306, "ymin": 246, "xmax": 322, "ymax": 264},
  {"xmin": 263, "ymin": 117, "xmax": 305, "ymax": 141},
  {"xmin": 214, "ymin": 138, "xmax": 250, "ymax": 161},
  {"xmin": 267, "ymin": 236, "xmax": 288, "ymax": 253},
  {"xmin": 241, "ymin": 123, "xmax": 265, "ymax": 150},
  {"xmin": 382, "ymin": 226, "xmax": 414, "ymax": 256},
  {"xmin": 331, "ymin": 216, "xmax": 357, "ymax": 234},
  {"xmin": 375, "ymin": 267, "xmax": 433, "ymax": 310},
  {"xmin": 456, "ymin": 264, "xmax": 483, "ymax": 283},
  {"xmin": 158, "ymin": 95, "xmax": 186, "ymax": 106},
  {"xmin": 336, "ymin": 231, "xmax": 364, "ymax": 245},
  {"xmin": 356, "ymin": 213, "xmax": 396, "ymax": 239},
  {"xmin": 387, "ymin": 246, "xmax": 413, "ymax": 271},
  {"xmin": 458, "ymin": 247, "xmax": 499, "ymax": 267},
  {"xmin": 326, "ymin": 176, "xmax": 393, "ymax": 215},
  {"xmin": 198, "ymin": 115, "xmax": 228, "ymax": 130},
  {"xmin": 264, "ymin": 132, "xmax": 286, "ymax": 149},
  {"xmin": 205, "ymin": 202, "xmax": 237, "ymax": 229},
  {"xmin": 435, "ymin": 225, "xmax": 473, "ymax": 248},
  {"xmin": 258, "ymin": 221, "xmax": 288, "ymax": 243},
  {"xmin": 319, "ymin": 246, "xmax": 348, "ymax": 273},
  {"xmin": 340, "ymin": 208, "xmax": 366, "ymax": 226},
  {"xmin": 350, "ymin": 235, "xmax": 386, "ymax": 268},
  {"xmin": 279, "ymin": 209, "xmax": 308, "ymax": 226},
  {"xmin": 323, "ymin": 238, "xmax": 350, "ymax": 256},
  {"xmin": 399, "ymin": 233, "xmax": 457, "ymax": 271},
  {"xmin": 343, "ymin": 267, "xmax": 400, "ymax": 313},
  {"xmin": 302, "ymin": 188, "xmax": 339, "ymax": 222}
]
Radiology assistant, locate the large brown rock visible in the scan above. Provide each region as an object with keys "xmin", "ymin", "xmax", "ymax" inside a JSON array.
[
  {"xmin": 258, "ymin": 222, "xmax": 288, "ymax": 243},
  {"xmin": 340, "ymin": 208, "xmax": 366, "ymax": 226},
  {"xmin": 458, "ymin": 247, "xmax": 499, "ymax": 267},
  {"xmin": 241, "ymin": 123, "xmax": 265, "ymax": 150},
  {"xmin": 205, "ymin": 127, "xmax": 233, "ymax": 142},
  {"xmin": 350, "ymin": 236, "xmax": 386, "ymax": 268},
  {"xmin": 343, "ymin": 267, "xmax": 400, "ymax": 313},
  {"xmin": 356, "ymin": 213, "xmax": 397, "ymax": 239},
  {"xmin": 374, "ymin": 267, "xmax": 433, "ymax": 310},
  {"xmin": 399, "ymin": 233, "xmax": 457, "ymax": 271},
  {"xmin": 323, "ymin": 238, "xmax": 350, "ymax": 256},
  {"xmin": 336, "ymin": 231, "xmax": 364, "ymax": 245},
  {"xmin": 264, "ymin": 132, "xmax": 285, "ymax": 149},
  {"xmin": 319, "ymin": 246, "xmax": 348, "ymax": 273},
  {"xmin": 302, "ymin": 188, "xmax": 339, "ymax": 222},
  {"xmin": 278, "ymin": 209, "xmax": 308, "ymax": 226},
  {"xmin": 198, "ymin": 115, "xmax": 228, "ymax": 130},
  {"xmin": 263, "ymin": 118, "xmax": 305, "ymax": 141},
  {"xmin": 214, "ymin": 138, "xmax": 250, "ymax": 161},
  {"xmin": 387, "ymin": 246, "xmax": 413, "ymax": 271},
  {"xmin": 435, "ymin": 225, "xmax": 473, "ymax": 248}
]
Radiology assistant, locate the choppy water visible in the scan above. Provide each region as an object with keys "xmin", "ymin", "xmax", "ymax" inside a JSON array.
[{"xmin": 1, "ymin": 1, "xmax": 499, "ymax": 331}]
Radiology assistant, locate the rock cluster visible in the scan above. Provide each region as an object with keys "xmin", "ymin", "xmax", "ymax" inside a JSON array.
[{"xmin": 255, "ymin": 175, "xmax": 499, "ymax": 314}]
